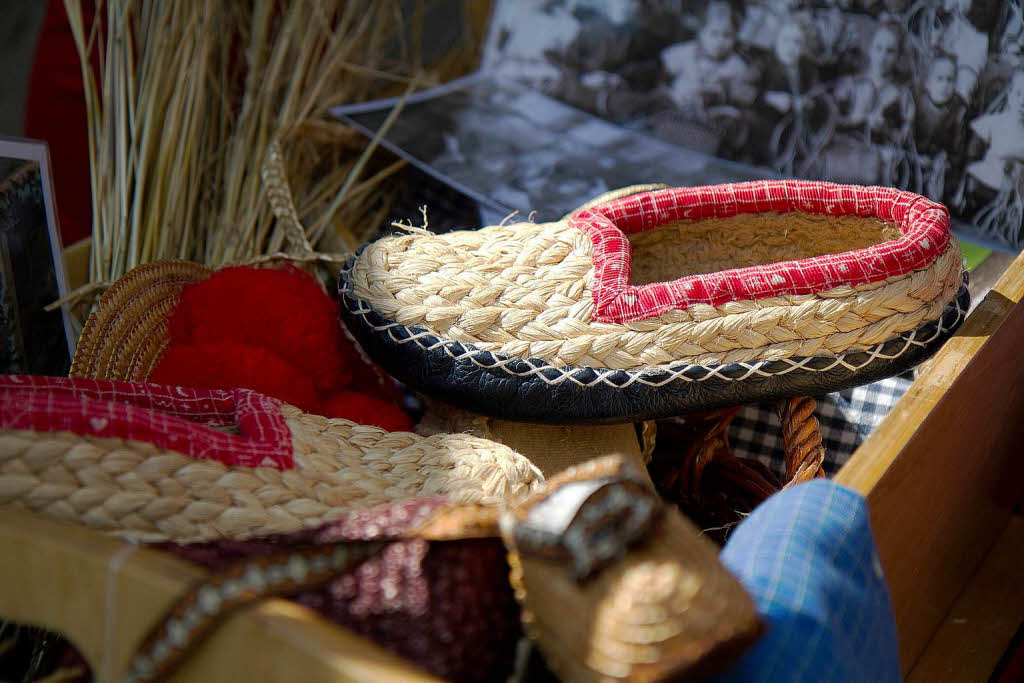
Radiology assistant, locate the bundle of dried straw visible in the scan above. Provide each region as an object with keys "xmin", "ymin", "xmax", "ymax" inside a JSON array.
[{"xmin": 63, "ymin": 0, "xmax": 487, "ymax": 283}]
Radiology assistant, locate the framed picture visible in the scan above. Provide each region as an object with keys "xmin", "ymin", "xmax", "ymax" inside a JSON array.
[{"xmin": 0, "ymin": 137, "xmax": 73, "ymax": 375}]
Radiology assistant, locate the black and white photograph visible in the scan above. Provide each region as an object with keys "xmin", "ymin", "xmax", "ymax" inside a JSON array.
[
  {"xmin": 335, "ymin": 76, "xmax": 772, "ymax": 226},
  {"xmin": 0, "ymin": 138, "xmax": 73, "ymax": 375},
  {"xmin": 479, "ymin": 0, "xmax": 1024, "ymax": 250}
]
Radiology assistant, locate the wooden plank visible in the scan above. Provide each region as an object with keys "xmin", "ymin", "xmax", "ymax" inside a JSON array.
[
  {"xmin": 0, "ymin": 508, "xmax": 440, "ymax": 683},
  {"xmin": 487, "ymin": 420, "xmax": 644, "ymax": 477},
  {"xmin": 62, "ymin": 237, "xmax": 91, "ymax": 293},
  {"xmin": 836, "ymin": 249, "xmax": 1024, "ymax": 674},
  {"xmin": 907, "ymin": 515, "xmax": 1024, "ymax": 682}
]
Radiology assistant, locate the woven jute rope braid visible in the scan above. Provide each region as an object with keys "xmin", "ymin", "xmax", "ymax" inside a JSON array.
[
  {"xmin": 349, "ymin": 216, "xmax": 963, "ymax": 370},
  {"xmin": 0, "ymin": 404, "xmax": 543, "ymax": 543}
]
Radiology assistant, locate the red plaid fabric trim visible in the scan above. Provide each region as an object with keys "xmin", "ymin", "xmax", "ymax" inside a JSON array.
[
  {"xmin": 568, "ymin": 180, "xmax": 951, "ymax": 323},
  {"xmin": 0, "ymin": 376, "xmax": 293, "ymax": 469}
]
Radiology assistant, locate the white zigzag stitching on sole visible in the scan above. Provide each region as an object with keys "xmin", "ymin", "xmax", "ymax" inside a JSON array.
[{"xmin": 341, "ymin": 288, "xmax": 967, "ymax": 389}]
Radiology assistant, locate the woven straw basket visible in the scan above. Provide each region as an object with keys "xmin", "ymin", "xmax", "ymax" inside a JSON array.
[{"xmin": 0, "ymin": 261, "xmax": 543, "ymax": 544}]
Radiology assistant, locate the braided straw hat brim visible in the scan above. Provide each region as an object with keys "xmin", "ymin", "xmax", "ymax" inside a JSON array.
[{"xmin": 71, "ymin": 260, "xmax": 213, "ymax": 381}]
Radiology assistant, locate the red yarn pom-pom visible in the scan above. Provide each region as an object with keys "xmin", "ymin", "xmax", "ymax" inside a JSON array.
[
  {"xmin": 168, "ymin": 266, "xmax": 353, "ymax": 392},
  {"xmin": 320, "ymin": 391, "xmax": 413, "ymax": 432},
  {"xmin": 150, "ymin": 342, "xmax": 320, "ymax": 413}
]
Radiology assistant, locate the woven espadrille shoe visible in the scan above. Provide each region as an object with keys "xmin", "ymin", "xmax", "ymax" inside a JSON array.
[
  {"xmin": 339, "ymin": 180, "xmax": 968, "ymax": 423},
  {"xmin": 0, "ymin": 375, "xmax": 543, "ymax": 543},
  {"xmin": 8, "ymin": 261, "xmax": 542, "ymax": 542}
]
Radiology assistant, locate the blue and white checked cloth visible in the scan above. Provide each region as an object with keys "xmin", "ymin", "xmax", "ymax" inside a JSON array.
[
  {"xmin": 714, "ymin": 479, "xmax": 900, "ymax": 683},
  {"xmin": 717, "ymin": 376, "xmax": 913, "ymax": 479}
]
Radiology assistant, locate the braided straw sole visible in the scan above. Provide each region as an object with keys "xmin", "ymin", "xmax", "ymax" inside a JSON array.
[
  {"xmin": 349, "ymin": 216, "xmax": 962, "ymax": 369},
  {"xmin": 0, "ymin": 402, "xmax": 543, "ymax": 543}
]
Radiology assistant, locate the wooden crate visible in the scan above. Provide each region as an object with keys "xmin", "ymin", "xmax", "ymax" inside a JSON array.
[
  {"xmin": 836, "ymin": 249, "xmax": 1024, "ymax": 676},
  {"xmin": 2, "ymin": 250, "xmax": 1022, "ymax": 681}
]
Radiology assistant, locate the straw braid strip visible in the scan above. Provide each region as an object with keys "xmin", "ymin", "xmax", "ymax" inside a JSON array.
[
  {"xmin": 349, "ymin": 222, "xmax": 962, "ymax": 369},
  {"xmin": 0, "ymin": 405, "xmax": 543, "ymax": 543},
  {"xmin": 260, "ymin": 140, "xmax": 314, "ymax": 256}
]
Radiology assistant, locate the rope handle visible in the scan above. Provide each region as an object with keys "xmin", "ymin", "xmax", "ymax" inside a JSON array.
[
  {"xmin": 257, "ymin": 140, "xmax": 352, "ymax": 273},
  {"xmin": 686, "ymin": 396, "xmax": 825, "ymax": 489},
  {"xmin": 776, "ymin": 396, "xmax": 827, "ymax": 485},
  {"xmin": 648, "ymin": 396, "xmax": 826, "ymax": 529}
]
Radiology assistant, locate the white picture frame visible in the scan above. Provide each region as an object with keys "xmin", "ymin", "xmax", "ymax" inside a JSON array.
[{"xmin": 0, "ymin": 137, "xmax": 75, "ymax": 371}]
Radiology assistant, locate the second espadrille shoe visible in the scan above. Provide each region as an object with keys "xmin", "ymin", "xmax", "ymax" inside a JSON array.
[
  {"xmin": 340, "ymin": 180, "xmax": 969, "ymax": 422},
  {"xmin": 0, "ymin": 375, "xmax": 542, "ymax": 542}
]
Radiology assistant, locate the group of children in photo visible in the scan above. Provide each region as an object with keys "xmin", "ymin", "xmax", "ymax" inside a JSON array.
[{"xmin": 486, "ymin": 0, "xmax": 1024, "ymax": 246}]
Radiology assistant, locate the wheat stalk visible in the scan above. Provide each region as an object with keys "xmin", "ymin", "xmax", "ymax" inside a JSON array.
[{"xmin": 62, "ymin": 0, "xmax": 483, "ymax": 283}]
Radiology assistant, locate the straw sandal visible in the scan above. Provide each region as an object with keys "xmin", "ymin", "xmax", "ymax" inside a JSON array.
[{"xmin": 339, "ymin": 180, "xmax": 968, "ymax": 422}]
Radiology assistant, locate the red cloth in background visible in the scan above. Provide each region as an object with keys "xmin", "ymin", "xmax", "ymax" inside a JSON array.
[{"xmin": 24, "ymin": 0, "xmax": 95, "ymax": 246}]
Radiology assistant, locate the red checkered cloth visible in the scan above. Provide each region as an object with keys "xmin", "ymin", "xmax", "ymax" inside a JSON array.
[
  {"xmin": 0, "ymin": 376, "xmax": 293, "ymax": 469},
  {"xmin": 570, "ymin": 180, "xmax": 950, "ymax": 323}
]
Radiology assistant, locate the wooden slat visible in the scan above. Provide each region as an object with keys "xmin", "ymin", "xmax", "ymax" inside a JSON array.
[
  {"xmin": 907, "ymin": 515, "xmax": 1024, "ymax": 682},
  {"xmin": 486, "ymin": 420, "xmax": 644, "ymax": 477},
  {"xmin": 836, "ymin": 250, "xmax": 1024, "ymax": 674},
  {"xmin": 0, "ymin": 508, "xmax": 440, "ymax": 683},
  {"xmin": 62, "ymin": 237, "xmax": 92, "ymax": 293}
]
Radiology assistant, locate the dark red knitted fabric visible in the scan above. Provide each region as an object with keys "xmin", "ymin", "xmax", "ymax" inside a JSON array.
[
  {"xmin": 166, "ymin": 266, "xmax": 352, "ymax": 393},
  {"xmin": 319, "ymin": 390, "xmax": 414, "ymax": 432},
  {"xmin": 158, "ymin": 499, "xmax": 520, "ymax": 682},
  {"xmin": 150, "ymin": 343, "xmax": 320, "ymax": 414}
]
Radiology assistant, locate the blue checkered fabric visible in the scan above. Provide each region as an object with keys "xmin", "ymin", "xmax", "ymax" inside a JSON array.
[
  {"xmin": 714, "ymin": 479, "xmax": 900, "ymax": 683},
  {"xmin": 724, "ymin": 376, "xmax": 913, "ymax": 479}
]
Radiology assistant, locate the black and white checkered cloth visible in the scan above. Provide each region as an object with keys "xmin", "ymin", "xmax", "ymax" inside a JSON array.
[{"xmin": 718, "ymin": 375, "xmax": 913, "ymax": 479}]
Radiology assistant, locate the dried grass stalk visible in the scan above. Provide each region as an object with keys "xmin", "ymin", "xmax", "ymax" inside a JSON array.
[{"xmin": 63, "ymin": 0, "xmax": 486, "ymax": 282}]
